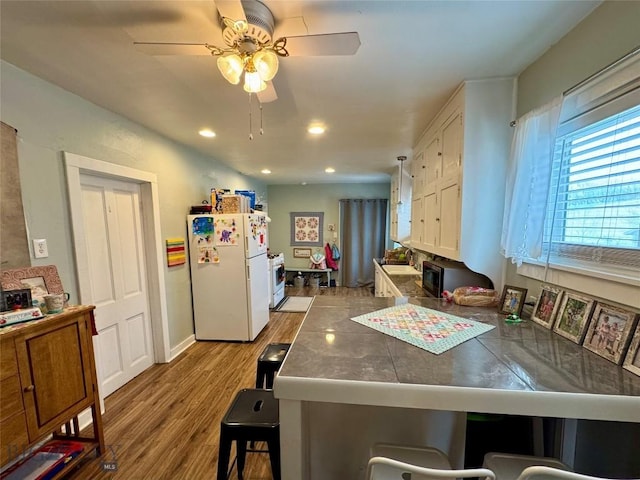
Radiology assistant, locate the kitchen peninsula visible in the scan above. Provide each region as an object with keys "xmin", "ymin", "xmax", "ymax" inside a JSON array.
[{"xmin": 273, "ymin": 296, "xmax": 640, "ymax": 480}]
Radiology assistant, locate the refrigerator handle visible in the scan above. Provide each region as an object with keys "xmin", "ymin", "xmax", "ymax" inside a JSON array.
[
  {"xmin": 247, "ymin": 265, "xmax": 250, "ymax": 279},
  {"xmin": 245, "ymin": 235, "xmax": 248, "ymax": 256}
]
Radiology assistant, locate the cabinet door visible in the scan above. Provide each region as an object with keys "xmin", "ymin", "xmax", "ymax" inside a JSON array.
[
  {"xmin": 437, "ymin": 179, "xmax": 461, "ymax": 259},
  {"xmin": 410, "ymin": 196, "xmax": 423, "ymax": 248},
  {"xmin": 17, "ymin": 316, "xmax": 94, "ymax": 440},
  {"xmin": 440, "ymin": 108, "xmax": 463, "ymax": 182},
  {"xmin": 423, "ymin": 134, "xmax": 440, "ymax": 195},
  {"xmin": 423, "ymin": 192, "xmax": 438, "ymax": 250},
  {"xmin": 411, "ymin": 151, "xmax": 425, "ymax": 196}
]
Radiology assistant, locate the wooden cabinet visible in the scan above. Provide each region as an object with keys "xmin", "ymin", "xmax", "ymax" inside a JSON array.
[
  {"xmin": 410, "ymin": 78, "xmax": 515, "ymax": 287},
  {"xmin": 0, "ymin": 306, "xmax": 104, "ymax": 474}
]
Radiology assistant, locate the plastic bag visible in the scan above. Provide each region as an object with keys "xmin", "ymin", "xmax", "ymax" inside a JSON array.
[
  {"xmin": 452, "ymin": 286, "xmax": 499, "ymax": 307},
  {"xmin": 309, "ymin": 252, "xmax": 327, "ymax": 270}
]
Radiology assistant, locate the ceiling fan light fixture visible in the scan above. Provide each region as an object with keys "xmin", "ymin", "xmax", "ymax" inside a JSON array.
[
  {"xmin": 217, "ymin": 54, "xmax": 243, "ymax": 85},
  {"xmin": 253, "ymin": 50, "xmax": 279, "ymax": 81},
  {"xmin": 243, "ymin": 70, "xmax": 266, "ymax": 93}
]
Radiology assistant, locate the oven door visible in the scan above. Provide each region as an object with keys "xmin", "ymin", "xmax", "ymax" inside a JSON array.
[{"xmin": 422, "ymin": 262, "xmax": 442, "ymax": 298}]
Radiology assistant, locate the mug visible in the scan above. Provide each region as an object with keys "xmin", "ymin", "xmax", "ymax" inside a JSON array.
[{"xmin": 43, "ymin": 293, "xmax": 70, "ymax": 314}]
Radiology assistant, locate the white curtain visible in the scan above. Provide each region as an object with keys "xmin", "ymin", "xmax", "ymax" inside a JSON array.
[{"xmin": 500, "ymin": 96, "xmax": 562, "ymax": 265}]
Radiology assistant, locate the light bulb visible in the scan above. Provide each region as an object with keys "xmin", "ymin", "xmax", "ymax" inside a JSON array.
[
  {"xmin": 217, "ymin": 54, "xmax": 243, "ymax": 85},
  {"xmin": 253, "ymin": 50, "xmax": 279, "ymax": 81},
  {"xmin": 244, "ymin": 70, "xmax": 266, "ymax": 93}
]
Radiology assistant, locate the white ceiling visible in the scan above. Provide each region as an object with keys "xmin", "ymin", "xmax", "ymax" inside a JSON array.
[{"xmin": 0, "ymin": 0, "xmax": 600, "ymax": 184}]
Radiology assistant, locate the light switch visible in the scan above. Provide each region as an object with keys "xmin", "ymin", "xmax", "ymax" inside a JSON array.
[{"xmin": 33, "ymin": 238, "xmax": 49, "ymax": 258}]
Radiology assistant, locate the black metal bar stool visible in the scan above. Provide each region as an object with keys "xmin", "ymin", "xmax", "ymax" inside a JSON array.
[
  {"xmin": 256, "ymin": 342, "xmax": 291, "ymax": 389},
  {"xmin": 217, "ymin": 388, "xmax": 280, "ymax": 480}
]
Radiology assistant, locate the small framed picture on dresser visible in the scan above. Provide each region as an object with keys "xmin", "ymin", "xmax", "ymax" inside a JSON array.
[
  {"xmin": 531, "ymin": 285, "xmax": 563, "ymax": 329},
  {"xmin": 584, "ymin": 303, "xmax": 639, "ymax": 365},
  {"xmin": 623, "ymin": 323, "xmax": 640, "ymax": 376},
  {"xmin": 552, "ymin": 292, "xmax": 595, "ymax": 344}
]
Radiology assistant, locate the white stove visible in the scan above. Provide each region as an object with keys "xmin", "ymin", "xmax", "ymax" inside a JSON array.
[{"xmin": 268, "ymin": 253, "xmax": 285, "ymax": 309}]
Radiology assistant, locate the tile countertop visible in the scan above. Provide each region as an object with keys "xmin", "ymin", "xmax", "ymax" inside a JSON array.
[{"xmin": 275, "ymin": 296, "xmax": 640, "ymax": 423}]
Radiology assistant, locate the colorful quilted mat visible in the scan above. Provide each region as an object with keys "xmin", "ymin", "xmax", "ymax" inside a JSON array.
[{"xmin": 350, "ymin": 304, "xmax": 495, "ymax": 355}]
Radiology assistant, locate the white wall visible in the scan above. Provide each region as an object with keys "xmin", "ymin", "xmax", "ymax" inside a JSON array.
[
  {"xmin": 0, "ymin": 60, "xmax": 266, "ymax": 349},
  {"xmin": 505, "ymin": 1, "xmax": 640, "ymax": 309}
]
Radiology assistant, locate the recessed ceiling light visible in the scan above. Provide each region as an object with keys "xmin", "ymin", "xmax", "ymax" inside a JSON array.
[
  {"xmin": 308, "ymin": 125, "xmax": 325, "ymax": 135},
  {"xmin": 325, "ymin": 167, "xmax": 335, "ymax": 173},
  {"xmin": 199, "ymin": 129, "xmax": 216, "ymax": 138},
  {"xmin": 261, "ymin": 169, "xmax": 271, "ymax": 174}
]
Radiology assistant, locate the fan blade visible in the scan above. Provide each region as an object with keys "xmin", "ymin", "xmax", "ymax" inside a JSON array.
[
  {"xmin": 257, "ymin": 82, "xmax": 278, "ymax": 104},
  {"xmin": 134, "ymin": 42, "xmax": 214, "ymax": 56},
  {"xmin": 215, "ymin": 0, "xmax": 246, "ymax": 23},
  {"xmin": 282, "ymin": 32, "xmax": 360, "ymax": 56}
]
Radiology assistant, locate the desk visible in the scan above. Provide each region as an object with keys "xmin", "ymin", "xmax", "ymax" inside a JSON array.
[
  {"xmin": 274, "ymin": 296, "xmax": 640, "ymax": 479},
  {"xmin": 285, "ymin": 267, "xmax": 333, "ymax": 286}
]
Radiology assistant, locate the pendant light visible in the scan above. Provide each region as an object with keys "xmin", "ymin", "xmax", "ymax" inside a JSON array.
[{"xmin": 397, "ymin": 156, "xmax": 406, "ymax": 205}]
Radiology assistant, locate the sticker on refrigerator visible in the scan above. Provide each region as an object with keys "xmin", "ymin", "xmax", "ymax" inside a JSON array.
[
  {"xmin": 249, "ymin": 216, "xmax": 268, "ymax": 249},
  {"xmin": 215, "ymin": 216, "xmax": 240, "ymax": 246}
]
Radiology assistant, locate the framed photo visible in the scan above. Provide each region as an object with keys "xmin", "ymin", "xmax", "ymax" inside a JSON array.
[
  {"xmin": 498, "ymin": 285, "xmax": 527, "ymax": 316},
  {"xmin": 293, "ymin": 247, "xmax": 312, "ymax": 258},
  {"xmin": 584, "ymin": 302, "xmax": 639, "ymax": 365},
  {"xmin": 623, "ymin": 323, "xmax": 640, "ymax": 376},
  {"xmin": 1, "ymin": 265, "xmax": 63, "ymax": 309},
  {"xmin": 531, "ymin": 285, "xmax": 563, "ymax": 329},
  {"xmin": 552, "ymin": 292, "xmax": 595, "ymax": 344},
  {"xmin": 290, "ymin": 211, "xmax": 324, "ymax": 247}
]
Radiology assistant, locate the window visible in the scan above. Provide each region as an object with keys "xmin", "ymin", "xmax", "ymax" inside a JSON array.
[{"xmin": 543, "ymin": 104, "xmax": 640, "ymax": 272}]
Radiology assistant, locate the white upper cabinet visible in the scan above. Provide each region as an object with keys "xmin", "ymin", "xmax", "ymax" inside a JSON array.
[
  {"xmin": 409, "ymin": 78, "xmax": 515, "ymax": 288},
  {"xmin": 390, "ymin": 160, "xmax": 412, "ymax": 243}
]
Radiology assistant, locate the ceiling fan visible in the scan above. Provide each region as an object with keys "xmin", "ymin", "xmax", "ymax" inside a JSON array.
[{"xmin": 134, "ymin": 0, "xmax": 360, "ymax": 103}]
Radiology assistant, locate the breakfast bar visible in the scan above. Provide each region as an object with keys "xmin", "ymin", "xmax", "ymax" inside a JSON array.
[{"xmin": 273, "ymin": 296, "xmax": 640, "ymax": 479}]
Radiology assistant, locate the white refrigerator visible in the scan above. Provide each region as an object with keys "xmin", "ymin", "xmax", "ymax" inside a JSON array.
[{"xmin": 187, "ymin": 213, "xmax": 269, "ymax": 341}]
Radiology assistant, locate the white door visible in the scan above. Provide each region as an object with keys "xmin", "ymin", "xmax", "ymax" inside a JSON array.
[{"xmin": 79, "ymin": 174, "xmax": 154, "ymax": 397}]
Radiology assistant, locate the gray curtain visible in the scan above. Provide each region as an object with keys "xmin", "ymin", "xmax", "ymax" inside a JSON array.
[{"xmin": 340, "ymin": 199, "xmax": 387, "ymax": 287}]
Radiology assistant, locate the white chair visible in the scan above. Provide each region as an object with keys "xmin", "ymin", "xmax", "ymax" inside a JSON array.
[
  {"xmin": 371, "ymin": 444, "xmax": 452, "ymax": 471},
  {"xmin": 516, "ymin": 466, "xmax": 625, "ymax": 480},
  {"xmin": 367, "ymin": 456, "xmax": 496, "ymax": 480},
  {"xmin": 483, "ymin": 452, "xmax": 571, "ymax": 480}
]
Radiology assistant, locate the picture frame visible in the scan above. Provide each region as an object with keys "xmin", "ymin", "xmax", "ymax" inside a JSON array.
[
  {"xmin": 531, "ymin": 285, "xmax": 563, "ymax": 329},
  {"xmin": 1, "ymin": 288, "xmax": 32, "ymax": 311},
  {"xmin": 552, "ymin": 292, "xmax": 595, "ymax": 344},
  {"xmin": 1, "ymin": 265, "xmax": 64, "ymax": 309},
  {"xmin": 293, "ymin": 247, "xmax": 312, "ymax": 258},
  {"xmin": 290, "ymin": 211, "xmax": 324, "ymax": 247},
  {"xmin": 583, "ymin": 302, "xmax": 639, "ymax": 365},
  {"xmin": 623, "ymin": 322, "xmax": 640, "ymax": 376},
  {"xmin": 498, "ymin": 285, "xmax": 528, "ymax": 316}
]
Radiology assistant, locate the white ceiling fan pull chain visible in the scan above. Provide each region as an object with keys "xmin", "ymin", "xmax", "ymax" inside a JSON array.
[
  {"xmin": 260, "ymin": 103, "xmax": 264, "ymax": 135},
  {"xmin": 248, "ymin": 93, "xmax": 254, "ymax": 140}
]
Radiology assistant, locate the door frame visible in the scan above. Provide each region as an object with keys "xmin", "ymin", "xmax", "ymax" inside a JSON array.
[{"xmin": 64, "ymin": 152, "xmax": 170, "ymax": 364}]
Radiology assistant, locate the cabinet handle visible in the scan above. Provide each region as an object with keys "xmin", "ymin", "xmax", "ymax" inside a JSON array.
[
  {"xmin": 438, "ymin": 152, "xmax": 442, "ymax": 156},
  {"xmin": 24, "ymin": 385, "xmax": 35, "ymax": 392},
  {"xmin": 435, "ymin": 218, "xmax": 440, "ymax": 222}
]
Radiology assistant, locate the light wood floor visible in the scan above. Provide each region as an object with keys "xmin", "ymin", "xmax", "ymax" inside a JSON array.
[{"xmin": 67, "ymin": 286, "xmax": 373, "ymax": 480}]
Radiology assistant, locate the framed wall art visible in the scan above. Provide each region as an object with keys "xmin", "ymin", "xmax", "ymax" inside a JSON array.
[
  {"xmin": 531, "ymin": 285, "xmax": 563, "ymax": 329},
  {"xmin": 290, "ymin": 212, "xmax": 324, "ymax": 247},
  {"xmin": 293, "ymin": 247, "xmax": 312, "ymax": 258},
  {"xmin": 552, "ymin": 292, "xmax": 595, "ymax": 344},
  {"xmin": 584, "ymin": 302, "xmax": 639, "ymax": 365},
  {"xmin": 498, "ymin": 285, "xmax": 527, "ymax": 316},
  {"xmin": 623, "ymin": 322, "xmax": 640, "ymax": 376}
]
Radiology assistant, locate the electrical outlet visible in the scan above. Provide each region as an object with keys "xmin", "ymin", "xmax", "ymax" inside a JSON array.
[{"xmin": 33, "ymin": 238, "xmax": 49, "ymax": 258}]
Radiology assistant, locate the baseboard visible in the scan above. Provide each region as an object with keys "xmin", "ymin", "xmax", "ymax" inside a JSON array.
[{"xmin": 169, "ymin": 334, "xmax": 196, "ymax": 361}]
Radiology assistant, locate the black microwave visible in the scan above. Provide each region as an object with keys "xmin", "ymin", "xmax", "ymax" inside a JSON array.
[{"xmin": 422, "ymin": 259, "xmax": 493, "ymax": 298}]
